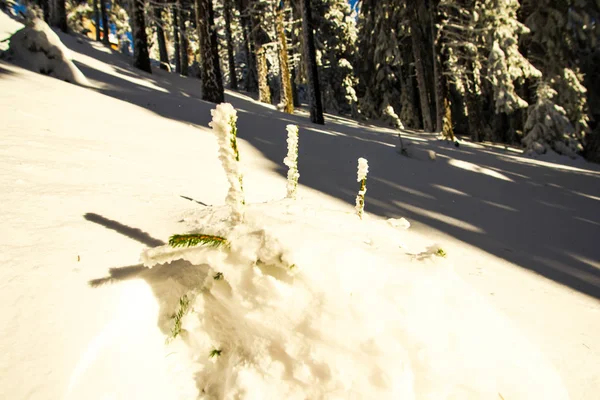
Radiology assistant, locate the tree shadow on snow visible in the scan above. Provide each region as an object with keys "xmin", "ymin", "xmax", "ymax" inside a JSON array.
[{"xmin": 64, "ymin": 33, "xmax": 600, "ymax": 300}]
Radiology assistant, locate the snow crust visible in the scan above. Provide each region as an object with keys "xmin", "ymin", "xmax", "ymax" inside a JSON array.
[
  {"xmin": 3, "ymin": 17, "xmax": 89, "ymax": 86},
  {"xmin": 141, "ymin": 200, "xmax": 568, "ymax": 399}
]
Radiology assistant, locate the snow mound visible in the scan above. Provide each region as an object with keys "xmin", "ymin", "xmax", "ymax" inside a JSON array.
[
  {"xmin": 141, "ymin": 200, "xmax": 568, "ymax": 399},
  {"xmin": 3, "ymin": 17, "xmax": 89, "ymax": 86}
]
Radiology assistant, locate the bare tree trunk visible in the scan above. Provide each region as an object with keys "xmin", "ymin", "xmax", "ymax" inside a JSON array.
[
  {"xmin": 93, "ymin": 0, "xmax": 100, "ymax": 41},
  {"xmin": 236, "ymin": 0, "xmax": 258, "ymax": 92},
  {"xmin": 410, "ymin": 10, "xmax": 433, "ymax": 132},
  {"xmin": 178, "ymin": 5, "xmax": 189, "ymax": 76},
  {"xmin": 195, "ymin": 0, "xmax": 225, "ymax": 103},
  {"xmin": 256, "ymin": 45, "xmax": 271, "ymax": 103},
  {"xmin": 100, "ymin": 0, "xmax": 109, "ymax": 44},
  {"xmin": 173, "ymin": 5, "xmax": 181, "ymax": 74},
  {"xmin": 154, "ymin": 4, "xmax": 169, "ymax": 70},
  {"xmin": 132, "ymin": 0, "xmax": 152, "ymax": 73},
  {"xmin": 464, "ymin": 61, "xmax": 485, "ymax": 142},
  {"xmin": 300, "ymin": 0, "xmax": 324, "ymax": 124},
  {"xmin": 430, "ymin": 5, "xmax": 443, "ymax": 133},
  {"xmin": 277, "ymin": 6, "xmax": 293, "ymax": 113},
  {"xmin": 56, "ymin": 0, "xmax": 68, "ymax": 33},
  {"xmin": 224, "ymin": 0, "xmax": 238, "ymax": 89}
]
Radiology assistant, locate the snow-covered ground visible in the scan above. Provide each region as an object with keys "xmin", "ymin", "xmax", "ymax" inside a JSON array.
[{"xmin": 1, "ymin": 11, "xmax": 600, "ymax": 399}]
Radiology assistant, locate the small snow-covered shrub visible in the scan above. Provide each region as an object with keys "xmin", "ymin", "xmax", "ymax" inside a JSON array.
[
  {"xmin": 355, "ymin": 157, "xmax": 369, "ymax": 219},
  {"xmin": 4, "ymin": 17, "xmax": 89, "ymax": 86},
  {"xmin": 523, "ymin": 83, "xmax": 581, "ymax": 158},
  {"xmin": 209, "ymin": 103, "xmax": 245, "ymax": 222},
  {"xmin": 283, "ymin": 124, "xmax": 300, "ymax": 199}
]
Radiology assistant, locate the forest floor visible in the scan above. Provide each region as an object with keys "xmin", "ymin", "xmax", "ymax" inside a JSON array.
[{"xmin": 1, "ymin": 12, "xmax": 600, "ymax": 399}]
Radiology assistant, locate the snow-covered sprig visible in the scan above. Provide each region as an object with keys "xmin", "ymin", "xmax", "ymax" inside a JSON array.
[
  {"xmin": 283, "ymin": 124, "xmax": 300, "ymax": 199},
  {"xmin": 355, "ymin": 158, "xmax": 369, "ymax": 219},
  {"xmin": 209, "ymin": 103, "xmax": 245, "ymax": 222}
]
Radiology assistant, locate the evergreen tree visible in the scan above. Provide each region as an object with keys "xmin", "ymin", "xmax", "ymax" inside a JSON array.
[
  {"xmin": 311, "ymin": 0, "xmax": 358, "ymax": 116},
  {"xmin": 300, "ymin": 0, "xmax": 324, "ymax": 124},
  {"xmin": 132, "ymin": 0, "xmax": 152, "ymax": 73},
  {"xmin": 522, "ymin": 0, "xmax": 590, "ymax": 151},
  {"xmin": 196, "ymin": 0, "xmax": 225, "ymax": 103},
  {"xmin": 55, "ymin": 0, "xmax": 68, "ymax": 32}
]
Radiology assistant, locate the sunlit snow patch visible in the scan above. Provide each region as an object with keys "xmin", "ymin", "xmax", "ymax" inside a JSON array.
[{"xmin": 141, "ymin": 199, "xmax": 568, "ymax": 399}]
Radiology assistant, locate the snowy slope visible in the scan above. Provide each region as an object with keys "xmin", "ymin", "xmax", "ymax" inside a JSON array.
[{"xmin": 1, "ymin": 11, "xmax": 600, "ymax": 399}]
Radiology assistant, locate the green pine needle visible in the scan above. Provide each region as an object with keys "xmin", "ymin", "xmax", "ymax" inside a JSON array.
[
  {"xmin": 213, "ymin": 272, "xmax": 223, "ymax": 280},
  {"xmin": 168, "ymin": 234, "xmax": 228, "ymax": 249},
  {"xmin": 436, "ymin": 248, "xmax": 447, "ymax": 257},
  {"xmin": 167, "ymin": 294, "xmax": 191, "ymax": 343},
  {"xmin": 209, "ymin": 348, "xmax": 222, "ymax": 359}
]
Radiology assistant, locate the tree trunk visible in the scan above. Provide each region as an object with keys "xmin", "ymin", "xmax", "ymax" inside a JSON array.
[
  {"xmin": 41, "ymin": 0, "xmax": 49, "ymax": 23},
  {"xmin": 179, "ymin": 6, "xmax": 189, "ymax": 75},
  {"xmin": 195, "ymin": 0, "xmax": 225, "ymax": 103},
  {"xmin": 236, "ymin": 0, "xmax": 258, "ymax": 92},
  {"xmin": 56, "ymin": 0, "xmax": 68, "ymax": 33},
  {"xmin": 464, "ymin": 62, "xmax": 485, "ymax": 142},
  {"xmin": 93, "ymin": 0, "xmax": 100, "ymax": 40},
  {"xmin": 430, "ymin": 4, "xmax": 443, "ymax": 133},
  {"xmin": 300, "ymin": 0, "xmax": 324, "ymax": 124},
  {"xmin": 154, "ymin": 5, "xmax": 169, "ymax": 70},
  {"xmin": 173, "ymin": 5, "xmax": 181, "ymax": 74},
  {"xmin": 224, "ymin": 0, "xmax": 238, "ymax": 89},
  {"xmin": 277, "ymin": 6, "xmax": 293, "ymax": 113},
  {"xmin": 132, "ymin": 0, "xmax": 152, "ymax": 73},
  {"xmin": 100, "ymin": 0, "xmax": 109, "ymax": 44},
  {"xmin": 410, "ymin": 11, "xmax": 433, "ymax": 132},
  {"xmin": 256, "ymin": 45, "xmax": 271, "ymax": 103},
  {"xmin": 291, "ymin": 66, "xmax": 300, "ymax": 106}
]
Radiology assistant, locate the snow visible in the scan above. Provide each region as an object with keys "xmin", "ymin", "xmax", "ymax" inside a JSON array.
[
  {"xmin": 1, "ymin": 10, "xmax": 600, "ymax": 400},
  {"xmin": 140, "ymin": 200, "xmax": 570, "ymax": 399},
  {"xmin": 2, "ymin": 16, "xmax": 89, "ymax": 86}
]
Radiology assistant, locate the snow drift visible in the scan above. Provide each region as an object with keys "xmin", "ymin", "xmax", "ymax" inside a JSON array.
[
  {"xmin": 140, "ymin": 200, "xmax": 569, "ymax": 399},
  {"xmin": 2, "ymin": 16, "xmax": 89, "ymax": 86}
]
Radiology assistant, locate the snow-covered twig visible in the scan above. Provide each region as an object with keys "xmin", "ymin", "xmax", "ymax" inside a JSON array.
[
  {"xmin": 355, "ymin": 158, "xmax": 369, "ymax": 219},
  {"xmin": 209, "ymin": 103, "xmax": 245, "ymax": 222},
  {"xmin": 283, "ymin": 124, "xmax": 300, "ymax": 199}
]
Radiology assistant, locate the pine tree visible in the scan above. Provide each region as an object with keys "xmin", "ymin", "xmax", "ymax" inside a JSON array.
[
  {"xmin": 300, "ymin": 0, "xmax": 324, "ymax": 124},
  {"xmin": 523, "ymin": 82, "xmax": 580, "ymax": 157},
  {"xmin": 356, "ymin": 0, "xmax": 415, "ymax": 126},
  {"xmin": 522, "ymin": 0, "xmax": 590, "ymax": 152},
  {"xmin": 311, "ymin": 0, "xmax": 358, "ymax": 116},
  {"xmin": 196, "ymin": 0, "xmax": 225, "ymax": 103},
  {"xmin": 132, "ymin": 0, "xmax": 152, "ymax": 73}
]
